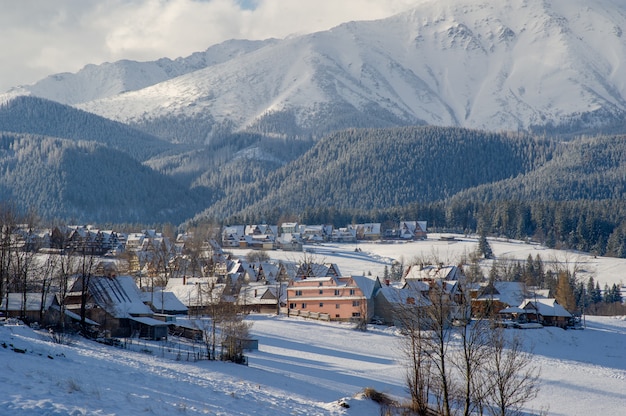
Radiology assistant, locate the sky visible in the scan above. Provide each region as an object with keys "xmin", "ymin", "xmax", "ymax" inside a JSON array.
[{"xmin": 0, "ymin": 0, "xmax": 421, "ymax": 93}]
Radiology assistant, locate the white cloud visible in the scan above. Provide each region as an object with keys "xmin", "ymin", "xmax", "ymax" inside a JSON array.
[{"xmin": 0, "ymin": 0, "xmax": 420, "ymax": 92}]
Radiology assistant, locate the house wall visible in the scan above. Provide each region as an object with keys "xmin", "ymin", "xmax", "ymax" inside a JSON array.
[{"xmin": 287, "ymin": 278, "xmax": 367, "ymax": 321}]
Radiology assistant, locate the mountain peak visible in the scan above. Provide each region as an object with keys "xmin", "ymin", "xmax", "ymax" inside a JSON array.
[{"xmin": 6, "ymin": 0, "xmax": 626, "ymax": 141}]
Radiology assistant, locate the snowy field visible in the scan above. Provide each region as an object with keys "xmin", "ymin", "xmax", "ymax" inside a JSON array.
[
  {"xmin": 1, "ymin": 236, "xmax": 625, "ymax": 415},
  {"xmin": 230, "ymin": 234, "xmax": 626, "ymax": 289},
  {"xmin": 1, "ymin": 314, "xmax": 625, "ymax": 415}
]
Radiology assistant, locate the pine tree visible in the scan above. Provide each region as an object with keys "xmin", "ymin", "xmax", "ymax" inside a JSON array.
[
  {"xmin": 477, "ymin": 233, "xmax": 494, "ymax": 259},
  {"xmin": 592, "ymin": 282, "xmax": 603, "ymax": 304},
  {"xmin": 611, "ymin": 283, "xmax": 622, "ymax": 303}
]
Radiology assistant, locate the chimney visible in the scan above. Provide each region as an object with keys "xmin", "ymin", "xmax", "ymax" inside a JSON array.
[{"xmin": 385, "ymin": 279, "xmax": 390, "ymax": 286}]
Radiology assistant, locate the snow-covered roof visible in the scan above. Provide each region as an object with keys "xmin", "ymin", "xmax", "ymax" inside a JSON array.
[
  {"xmin": 168, "ymin": 282, "xmax": 225, "ymax": 307},
  {"xmin": 520, "ymin": 298, "xmax": 572, "ymax": 317},
  {"xmin": 475, "ymin": 281, "xmax": 526, "ymax": 307},
  {"xmin": 377, "ymin": 285, "xmax": 431, "ymax": 306},
  {"xmin": 237, "ymin": 284, "xmax": 278, "ymax": 306},
  {"xmin": 129, "ymin": 316, "xmax": 169, "ymax": 327},
  {"xmin": 0, "ymin": 293, "xmax": 54, "ymax": 311},
  {"xmin": 141, "ymin": 290, "xmax": 188, "ymax": 313},
  {"xmin": 350, "ymin": 276, "xmax": 380, "ymax": 298},
  {"xmin": 88, "ymin": 275, "xmax": 153, "ymax": 318},
  {"xmin": 404, "ymin": 264, "xmax": 464, "ymax": 281}
]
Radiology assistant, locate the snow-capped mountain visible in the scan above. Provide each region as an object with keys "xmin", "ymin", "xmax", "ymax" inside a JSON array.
[
  {"xmin": 4, "ymin": 39, "xmax": 276, "ymax": 105},
  {"xmin": 5, "ymin": 0, "xmax": 626, "ymax": 139}
]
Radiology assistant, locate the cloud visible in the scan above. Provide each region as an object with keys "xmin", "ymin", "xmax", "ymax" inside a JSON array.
[{"xmin": 0, "ymin": 0, "xmax": 420, "ymax": 92}]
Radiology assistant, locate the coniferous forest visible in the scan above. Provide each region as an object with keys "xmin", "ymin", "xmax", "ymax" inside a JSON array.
[{"xmin": 2, "ymin": 96, "xmax": 626, "ymax": 257}]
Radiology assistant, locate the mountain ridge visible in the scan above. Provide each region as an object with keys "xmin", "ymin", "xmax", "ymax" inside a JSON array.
[{"xmin": 3, "ymin": 0, "xmax": 623, "ymax": 143}]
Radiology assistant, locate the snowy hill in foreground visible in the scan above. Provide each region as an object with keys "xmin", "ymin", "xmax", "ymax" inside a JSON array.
[
  {"xmin": 61, "ymin": 0, "xmax": 626, "ymax": 142},
  {"xmin": 1, "ymin": 314, "xmax": 625, "ymax": 415}
]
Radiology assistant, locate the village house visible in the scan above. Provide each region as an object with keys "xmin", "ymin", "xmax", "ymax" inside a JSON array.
[
  {"xmin": 237, "ymin": 283, "xmax": 285, "ymax": 314},
  {"xmin": 330, "ymin": 227, "xmax": 357, "ymax": 243},
  {"xmin": 166, "ymin": 277, "xmax": 225, "ymax": 315},
  {"xmin": 0, "ymin": 293, "xmax": 56, "ymax": 326},
  {"xmin": 402, "ymin": 264, "xmax": 471, "ymax": 324},
  {"xmin": 349, "ymin": 223, "xmax": 381, "ymax": 240},
  {"xmin": 470, "ymin": 281, "xmax": 527, "ymax": 318},
  {"xmin": 516, "ymin": 298, "xmax": 573, "ymax": 328},
  {"xmin": 287, "ymin": 275, "xmax": 381, "ymax": 321},
  {"xmin": 374, "ymin": 281, "xmax": 432, "ymax": 326},
  {"xmin": 64, "ymin": 274, "xmax": 169, "ymax": 340}
]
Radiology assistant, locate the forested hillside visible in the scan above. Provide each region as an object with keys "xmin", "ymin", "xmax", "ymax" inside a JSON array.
[
  {"xmin": 0, "ymin": 133, "xmax": 208, "ymax": 224},
  {"xmin": 195, "ymin": 126, "xmax": 556, "ymax": 220},
  {"xmin": 0, "ymin": 96, "xmax": 174, "ymax": 161}
]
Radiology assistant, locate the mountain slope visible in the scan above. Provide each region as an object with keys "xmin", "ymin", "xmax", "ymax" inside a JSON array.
[
  {"xmin": 69, "ymin": 0, "xmax": 626, "ymax": 143},
  {"xmin": 194, "ymin": 126, "xmax": 555, "ymax": 220},
  {"xmin": 0, "ymin": 132, "xmax": 208, "ymax": 224},
  {"xmin": 3, "ymin": 39, "xmax": 277, "ymax": 106},
  {"xmin": 449, "ymin": 134, "xmax": 626, "ymax": 202},
  {"xmin": 0, "ymin": 96, "xmax": 174, "ymax": 161}
]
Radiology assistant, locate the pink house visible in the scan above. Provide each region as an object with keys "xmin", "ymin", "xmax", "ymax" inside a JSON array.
[{"xmin": 287, "ymin": 275, "xmax": 381, "ymax": 321}]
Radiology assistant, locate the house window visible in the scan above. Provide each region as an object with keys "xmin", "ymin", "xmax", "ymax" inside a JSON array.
[
  {"xmin": 318, "ymin": 281, "xmax": 323, "ymax": 286},
  {"xmin": 335, "ymin": 314, "xmax": 340, "ymax": 318},
  {"xmin": 352, "ymin": 312, "xmax": 361, "ymax": 317},
  {"xmin": 301, "ymin": 303, "xmax": 307, "ymax": 309},
  {"xmin": 352, "ymin": 301, "xmax": 360, "ymax": 307},
  {"xmin": 289, "ymin": 303, "xmax": 296, "ymax": 309},
  {"xmin": 319, "ymin": 289, "xmax": 324, "ymax": 295},
  {"xmin": 334, "ymin": 289, "xmax": 340, "ymax": 296},
  {"xmin": 336, "ymin": 304, "xmax": 340, "ymax": 309},
  {"xmin": 349, "ymin": 289, "xmax": 355, "ymax": 295},
  {"xmin": 319, "ymin": 303, "xmax": 324, "ymax": 307},
  {"xmin": 295, "ymin": 290, "xmax": 302, "ymax": 296}
]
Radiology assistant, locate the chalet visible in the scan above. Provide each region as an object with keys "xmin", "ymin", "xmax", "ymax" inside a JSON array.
[
  {"xmin": 0, "ymin": 293, "xmax": 55, "ymax": 326},
  {"xmin": 517, "ymin": 298, "xmax": 573, "ymax": 328},
  {"xmin": 374, "ymin": 283, "xmax": 432, "ymax": 326},
  {"xmin": 295, "ymin": 262, "xmax": 341, "ymax": 279},
  {"xmin": 330, "ymin": 227, "xmax": 357, "ymax": 243},
  {"xmin": 403, "ymin": 264, "xmax": 464, "ymax": 282},
  {"xmin": 398, "ymin": 221, "xmax": 428, "ymax": 240},
  {"xmin": 300, "ymin": 224, "xmax": 333, "ymax": 242},
  {"xmin": 287, "ymin": 275, "xmax": 381, "ymax": 321},
  {"xmin": 402, "ymin": 264, "xmax": 470, "ymax": 324},
  {"xmin": 349, "ymin": 223, "xmax": 381, "ymax": 240},
  {"xmin": 280, "ymin": 222, "xmax": 299, "ymax": 234},
  {"xmin": 471, "ymin": 281, "xmax": 526, "ymax": 318},
  {"xmin": 237, "ymin": 283, "xmax": 284, "ymax": 314},
  {"xmin": 141, "ymin": 289, "xmax": 188, "ymax": 315},
  {"xmin": 166, "ymin": 277, "xmax": 225, "ymax": 315},
  {"xmin": 64, "ymin": 275, "xmax": 168, "ymax": 340}
]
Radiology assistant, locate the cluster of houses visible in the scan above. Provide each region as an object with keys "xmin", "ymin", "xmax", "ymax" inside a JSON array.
[
  {"xmin": 1, "ymin": 222, "xmax": 575, "ymax": 343},
  {"xmin": 10, "ymin": 220, "xmax": 427, "ymax": 255},
  {"xmin": 222, "ymin": 221, "xmax": 428, "ymax": 250}
]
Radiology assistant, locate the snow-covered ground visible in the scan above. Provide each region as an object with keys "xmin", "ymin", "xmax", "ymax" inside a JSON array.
[
  {"xmin": 230, "ymin": 234, "xmax": 626, "ymax": 289},
  {"xmin": 1, "ymin": 236, "xmax": 625, "ymax": 415},
  {"xmin": 1, "ymin": 314, "xmax": 625, "ymax": 415}
]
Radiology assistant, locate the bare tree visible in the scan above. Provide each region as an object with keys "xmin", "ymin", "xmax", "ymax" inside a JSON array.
[
  {"xmin": 55, "ymin": 252, "xmax": 78, "ymax": 332},
  {"xmin": 395, "ymin": 297, "xmax": 431, "ymax": 415},
  {"xmin": 77, "ymin": 250, "xmax": 96, "ymax": 333},
  {"xmin": 219, "ymin": 302, "xmax": 251, "ymax": 364},
  {"xmin": 38, "ymin": 254, "xmax": 59, "ymax": 324},
  {"xmin": 0, "ymin": 204, "xmax": 19, "ymax": 318},
  {"xmin": 482, "ymin": 329, "xmax": 540, "ymax": 416}
]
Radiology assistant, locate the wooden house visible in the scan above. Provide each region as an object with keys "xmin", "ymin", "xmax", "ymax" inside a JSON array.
[
  {"xmin": 518, "ymin": 298, "xmax": 572, "ymax": 328},
  {"xmin": 65, "ymin": 275, "xmax": 168, "ymax": 340}
]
